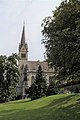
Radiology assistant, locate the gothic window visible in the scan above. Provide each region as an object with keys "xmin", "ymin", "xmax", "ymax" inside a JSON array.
[
  {"xmin": 25, "ymin": 64, "xmax": 28, "ymax": 71},
  {"xmin": 31, "ymin": 76, "xmax": 35, "ymax": 84},
  {"xmin": 23, "ymin": 64, "xmax": 28, "ymax": 81},
  {"xmin": 49, "ymin": 76, "xmax": 53, "ymax": 84},
  {"xmin": 21, "ymin": 64, "xmax": 24, "ymax": 69},
  {"xmin": 33, "ymin": 67, "xmax": 35, "ymax": 70},
  {"xmin": 21, "ymin": 53, "xmax": 26, "ymax": 58}
]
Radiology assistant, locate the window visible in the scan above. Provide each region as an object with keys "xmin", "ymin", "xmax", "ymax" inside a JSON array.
[
  {"xmin": 21, "ymin": 64, "xmax": 24, "ymax": 69},
  {"xmin": 21, "ymin": 53, "xmax": 26, "ymax": 58},
  {"xmin": 25, "ymin": 64, "xmax": 28, "ymax": 70},
  {"xmin": 49, "ymin": 76, "xmax": 53, "ymax": 84},
  {"xmin": 31, "ymin": 76, "xmax": 35, "ymax": 84},
  {"xmin": 33, "ymin": 68, "xmax": 35, "ymax": 70}
]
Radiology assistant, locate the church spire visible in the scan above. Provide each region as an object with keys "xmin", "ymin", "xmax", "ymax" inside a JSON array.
[
  {"xmin": 19, "ymin": 23, "xmax": 28, "ymax": 60},
  {"xmin": 21, "ymin": 24, "xmax": 25, "ymax": 45}
]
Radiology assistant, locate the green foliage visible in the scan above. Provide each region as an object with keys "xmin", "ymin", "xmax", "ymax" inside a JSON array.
[
  {"xmin": 42, "ymin": 0, "xmax": 80, "ymax": 82},
  {"xmin": 0, "ymin": 94, "xmax": 80, "ymax": 120},
  {"xmin": 0, "ymin": 53, "xmax": 19, "ymax": 102},
  {"xmin": 46, "ymin": 80, "xmax": 58, "ymax": 96},
  {"xmin": 0, "ymin": 56, "xmax": 7, "ymax": 102},
  {"xmin": 27, "ymin": 65, "xmax": 47, "ymax": 100}
]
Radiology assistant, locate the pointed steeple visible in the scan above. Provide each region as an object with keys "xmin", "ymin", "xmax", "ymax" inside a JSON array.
[
  {"xmin": 19, "ymin": 23, "xmax": 28, "ymax": 60},
  {"xmin": 19, "ymin": 23, "xmax": 28, "ymax": 51},
  {"xmin": 21, "ymin": 24, "xmax": 25, "ymax": 45}
]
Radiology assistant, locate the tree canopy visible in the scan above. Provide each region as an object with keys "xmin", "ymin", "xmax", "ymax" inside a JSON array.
[
  {"xmin": 42, "ymin": 0, "xmax": 80, "ymax": 83},
  {"xmin": 27, "ymin": 65, "xmax": 47, "ymax": 100},
  {"xmin": 0, "ymin": 53, "xmax": 19, "ymax": 102}
]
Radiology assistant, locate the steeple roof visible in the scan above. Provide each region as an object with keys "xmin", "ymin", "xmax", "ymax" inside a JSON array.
[
  {"xmin": 21, "ymin": 24, "xmax": 25, "ymax": 45},
  {"xmin": 19, "ymin": 24, "xmax": 28, "ymax": 52}
]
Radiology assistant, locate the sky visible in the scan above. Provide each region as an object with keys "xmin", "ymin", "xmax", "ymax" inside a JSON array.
[{"xmin": 0, "ymin": 0, "xmax": 61, "ymax": 61}]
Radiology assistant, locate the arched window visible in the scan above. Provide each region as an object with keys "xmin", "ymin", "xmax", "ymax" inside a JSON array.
[
  {"xmin": 21, "ymin": 64, "xmax": 24, "ymax": 69},
  {"xmin": 23, "ymin": 64, "xmax": 28, "ymax": 74},
  {"xmin": 25, "ymin": 64, "xmax": 28, "ymax": 71},
  {"xmin": 49, "ymin": 76, "xmax": 52, "ymax": 84},
  {"xmin": 23, "ymin": 64, "xmax": 28, "ymax": 81},
  {"xmin": 31, "ymin": 76, "xmax": 35, "ymax": 84}
]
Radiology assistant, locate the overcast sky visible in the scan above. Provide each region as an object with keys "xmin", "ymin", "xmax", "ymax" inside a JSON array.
[{"xmin": 0, "ymin": 0, "xmax": 61, "ymax": 61}]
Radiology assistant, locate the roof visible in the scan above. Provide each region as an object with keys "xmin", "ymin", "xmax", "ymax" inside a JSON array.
[
  {"xmin": 25, "ymin": 60, "xmax": 54, "ymax": 73},
  {"xmin": 21, "ymin": 24, "xmax": 25, "ymax": 45},
  {"xmin": 19, "ymin": 24, "xmax": 28, "ymax": 51}
]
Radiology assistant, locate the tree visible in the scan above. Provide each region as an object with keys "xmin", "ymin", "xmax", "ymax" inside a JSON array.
[
  {"xmin": 0, "ymin": 56, "xmax": 6, "ymax": 102},
  {"xmin": 0, "ymin": 54, "xmax": 19, "ymax": 102},
  {"xmin": 46, "ymin": 80, "xmax": 58, "ymax": 96},
  {"xmin": 27, "ymin": 65, "xmax": 47, "ymax": 100},
  {"xmin": 42, "ymin": 0, "xmax": 80, "ymax": 83}
]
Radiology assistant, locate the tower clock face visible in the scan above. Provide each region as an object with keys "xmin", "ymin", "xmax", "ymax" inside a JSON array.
[{"xmin": 21, "ymin": 53, "xmax": 26, "ymax": 58}]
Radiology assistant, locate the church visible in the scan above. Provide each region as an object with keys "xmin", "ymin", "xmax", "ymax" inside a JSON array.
[{"xmin": 16, "ymin": 25, "xmax": 54, "ymax": 97}]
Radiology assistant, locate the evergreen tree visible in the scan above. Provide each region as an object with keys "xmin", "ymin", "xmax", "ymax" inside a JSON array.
[
  {"xmin": 42, "ymin": 0, "xmax": 80, "ymax": 84},
  {"xmin": 46, "ymin": 77, "xmax": 58, "ymax": 96},
  {"xmin": 27, "ymin": 65, "xmax": 47, "ymax": 100}
]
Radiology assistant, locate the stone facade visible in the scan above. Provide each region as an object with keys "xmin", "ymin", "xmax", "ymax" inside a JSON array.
[{"xmin": 16, "ymin": 25, "xmax": 54, "ymax": 97}]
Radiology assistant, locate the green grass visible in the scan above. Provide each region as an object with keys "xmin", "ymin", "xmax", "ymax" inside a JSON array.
[{"xmin": 0, "ymin": 94, "xmax": 80, "ymax": 120}]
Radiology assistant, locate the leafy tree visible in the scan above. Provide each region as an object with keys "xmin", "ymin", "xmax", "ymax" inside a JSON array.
[
  {"xmin": 46, "ymin": 81, "xmax": 57, "ymax": 96},
  {"xmin": 42, "ymin": 0, "xmax": 80, "ymax": 83},
  {"xmin": 27, "ymin": 65, "xmax": 47, "ymax": 100},
  {"xmin": 0, "ymin": 56, "xmax": 6, "ymax": 102},
  {"xmin": 0, "ymin": 54, "xmax": 19, "ymax": 102}
]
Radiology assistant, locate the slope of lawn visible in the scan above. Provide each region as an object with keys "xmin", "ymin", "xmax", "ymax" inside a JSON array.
[{"xmin": 0, "ymin": 94, "xmax": 80, "ymax": 120}]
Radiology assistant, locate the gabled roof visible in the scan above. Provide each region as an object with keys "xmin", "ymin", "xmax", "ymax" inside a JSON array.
[{"xmin": 24, "ymin": 61, "xmax": 54, "ymax": 73}]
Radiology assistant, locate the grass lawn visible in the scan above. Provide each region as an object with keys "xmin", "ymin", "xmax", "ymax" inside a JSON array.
[{"xmin": 0, "ymin": 94, "xmax": 80, "ymax": 120}]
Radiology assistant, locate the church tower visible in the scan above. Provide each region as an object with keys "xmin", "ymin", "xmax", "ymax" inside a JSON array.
[
  {"xmin": 17, "ymin": 24, "xmax": 54, "ymax": 98},
  {"xmin": 19, "ymin": 24, "xmax": 28, "ymax": 60},
  {"xmin": 17, "ymin": 24, "xmax": 28, "ymax": 98}
]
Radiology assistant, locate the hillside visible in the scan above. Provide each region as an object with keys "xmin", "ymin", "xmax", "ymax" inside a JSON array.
[{"xmin": 0, "ymin": 94, "xmax": 80, "ymax": 120}]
